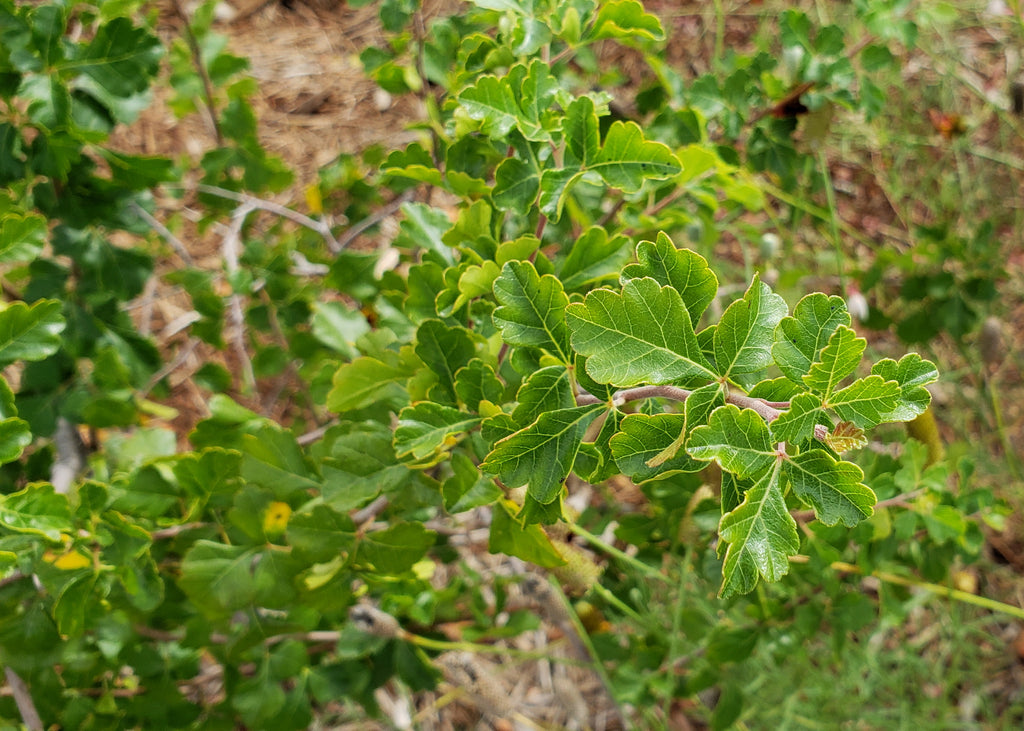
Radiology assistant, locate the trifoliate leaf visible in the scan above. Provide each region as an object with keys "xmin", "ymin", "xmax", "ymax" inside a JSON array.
[
  {"xmin": 414, "ymin": 320, "xmax": 477, "ymax": 402},
  {"xmin": 803, "ymin": 325, "xmax": 865, "ymax": 396},
  {"xmin": 394, "ymin": 403, "xmax": 482, "ymax": 462},
  {"xmin": 714, "ymin": 274, "xmax": 787, "ymax": 379},
  {"xmin": 457, "ymin": 74, "xmax": 519, "ymax": 138},
  {"xmin": 0, "ymin": 299, "xmax": 65, "ymax": 367},
  {"xmin": 688, "ymin": 404, "xmax": 776, "ymax": 478},
  {"xmin": 870, "ymin": 353, "xmax": 938, "ymax": 422},
  {"xmin": 773, "ymin": 293, "xmax": 850, "ymax": 384},
  {"xmin": 492, "ymin": 260, "xmax": 572, "ymax": 362},
  {"xmin": 610, "ymin": 413, "xmax": 703, "ymax": 483},
  {"xmin": 559, "ymin": 226, "xmax": 632, "ymax": 292},
  {"xmin": 511, "ymin": 366, "xmax": 575, "ymax": 427},
  {"xmin": 481, "ymin": 403, "xmax": 605, "ymax": 504},
  {"xmin": 592, "ymin": 121, "xmax": 681, "ymax": 192},
  {"xmin": 827, "ymin": 374, "xmax": 901, "ymax": 428},
  {"xmin": 718, "ymin": 462, "xmax": 798, "ymax": 598},
  {"xmin": 784, "ymin": 451, "xmax": 875, "ymax": 527},
  {"xmin": 769, "ymin": 392, "xmax": 824, "ymax": 444},
  {"xmin": 621, "ymin": 232, "xmax": 718, "ymax": 321},
  {"xmin": 566, "ymin": 277, "xmax": 714, "ymax": 386},
  {"xmin": 454, "ymin": 359, "xmax": 505, "ymax": 412}
]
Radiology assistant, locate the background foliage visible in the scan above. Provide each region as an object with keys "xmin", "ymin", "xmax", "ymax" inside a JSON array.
[{"xmin": 0, "ymin": 0, "xmax": 1021, "ymax": 728}]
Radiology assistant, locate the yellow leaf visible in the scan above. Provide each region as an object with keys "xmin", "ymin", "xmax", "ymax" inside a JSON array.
[
  {"xmin": 304, "ymin": 185, "xmax": 323, "ymax": 215},
  {"xmin": 263, "ymin": 501, "xmax": 292, "ymax": 536},
  {"xmin": 45, "ymin": 550, "xmax": 92, "ymax": 571}
]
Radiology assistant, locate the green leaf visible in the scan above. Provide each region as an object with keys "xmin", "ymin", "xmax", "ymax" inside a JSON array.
[
  {"xmin": 773, "ymin": 294, "xmax": 850, "ymax": 384},
  {"xmin": 443, "ymin": 453, "xmax": 502, "ymax": 512},
  {"xmin": 688, "ymin": 405, "xmax": 776, "ymax": 478},
  {"xmin": 394, "ymin": 402, "xmax": 481, "ymax": 462},
  {"xmin": 310, "ymin": 302, "xmax": 371, "ymax": 358},
  {"xmin": 288, "ymin": 505, "xmax": 356, "ymax": 563},
  {"xmin": 454, "ymin": 358, "xmax": 504, "ymax": 412},
  {"xmin": 0, "ymin": 484, "xmax": 71, "ymax": 541},
  {"xmin": 327, "ymin": 354, "xmax": 411, "ymax": 412},
  {"xmin": 769, "ymin": 392, "xmax": 823, "ymax": 444},
  {"xmin": 564, "ymin": 96, "xmax": 600, "ymax": 167},
  {"xmin": 784, "ymin": 451, "xmax": 875, "ymax": 527},
  {"xmin": 481, "ymin": 403, "xmax": 605, "ymax": 504},
  {"xmin": 803, "ymin": 325, "xmax": 865, "ymax": 396},
  {"xmin": 621, "ymin": 232, "xmax": 718, "ymax": 321},
  {"xmin": 492, "ymin": 260, "xmax": 572, "ymax": 362},
  {"xmin": 0, "ymin": 418, "xmax": 31, "ymax": 464},
  {"xmin": 0, "ymin": 300, "xmax": 65, "ymax": 367},
  {"xmin": 320, "ymin": 424, "xmax": 409, "ymax": 511},
  {"xmin": 511, "ymin": 365, "xmax": 575, "ymax": 427},
  {"xmin": 514, "ymin": 60, "xmax": 558, "ymax": 141},
  {"xmin": 592, "ymin": 121, "xmax": 681, "ymax": 191},
  {"xmin": 827, "ymin": 374, "xmax": 901, "ymax": 428},
  {"xmin": 610, "ymin": 413, "xmax": 702, "ymax": 483},
  {"xmin": 70, "ymin": 17, "xmax": 162, "ymax": 123},
  {"xmin": 357, "ymin": 522, "xmax": 436, "ymax": 574},
  {"xmin": 538, "ymin": 166, "xmax": 585, "ymax": 222},
  {"xmin": 488, "ymin": 500, "xmax": 566, "ymax": 568},
  {"xmin": 718, "ymin": 462, "xmax": 798, "ymax": 598},
  {"xmin": 870, "ymin": 353, "xmax": 938, "ymax": 422},
  {"xmin": 566, "ymin": 277, "xmax": 714, "ymax": 387},
  {"xmin": 493, "ymin": 156, "xmax": 540, "ymax": 211},
  {"xmin": 178, "ymin": 541, "xmax": 259, "ymax": 616},
  {"xmin": 0, "ymin": 211, "xmax": 46, "ymax": 263},
  {"xmin": 590, "ymin": 0, "xmax": 666, "ymax": 41},
  {"xmin": 414, "ymin": 319, "xmax": 477, "ymax": 402},
  {"xmin": 458, "ymin": 74, "xmax": 519, "ymax": 138},
  {"xmin": 559, "ymin": 226, "xmax": 631, "ymax": 292},
  {"xmin": 714, "ymin": 274, "xmax": 787, "ymax": 379}
]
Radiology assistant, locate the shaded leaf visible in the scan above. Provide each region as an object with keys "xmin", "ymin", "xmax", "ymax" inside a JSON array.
[
  {"xmin": 454, "ymin": 359, "xmax": 504, "ymax": 412},
  {"xmin": 288, "ymin": 506, "xmax": 356, "ymax": 563},
  {"xmin": 610, "ymin": 413, "xmax": 702, "ymax": 483},
  {"xmin": 414, "ymin": 319, "xmax": 477, "ymax": 402},
  {"xmin": 357, "ymin": 522, "xmax": 436, "ymax": 574},
  {"xmin": 511, "ymin": 365, "xmax": 575, "ymax": 427},
  {"xmin": 559, "ymin": 226, "xmax": 631, "ymax": 292},
  {"xmin": 489, "ymin": 500, "xmax": 566, "ymax": 568}
]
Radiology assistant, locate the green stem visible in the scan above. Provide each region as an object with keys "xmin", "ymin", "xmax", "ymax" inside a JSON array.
[
  {"xmin": 592, "ymin": 582, "xmax": 645, "ymax": 624},
  {"xmin": 713, "ymin": 0, "xmax": 725, "ymax": 70},
  {"xmin": 566, "ymin": 522, "xmax": 670, "ymax": 584},
  {"xmin": 830, "ymin": 561, "xmax": 1024, "ymax": 621},
  {"xmin": 404, "ymin": 633, "xmax": 589, "ymax": 666}
]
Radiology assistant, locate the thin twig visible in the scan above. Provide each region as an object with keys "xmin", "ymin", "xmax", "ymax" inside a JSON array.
[
  {"xmin": 142, "ymin": 338, "xmax": 201, "ymax": 397},
  {"xmin": 129, "ymin": 201, "xmax": 193, "ymax": 265},
  {"xmin": 196, "ymin": 184, "xmax": 345, "ymax": 253},
  {"xmin": 221, "ymin": 201, "xmax": 257, "ymax": 392},
  {"xmin": 335, "ymin": 192, "xmax": 414, "ymax": 251},
  {"xmin": 4, "ymin": 667, "xmax": 43, "ymax": 731},
  {"xmin": 151, "ymin": 522, "xmax": 207, "ymax": 541},
  {"xmin": 170, "ymin": 0, "xmax": 223, "ymax": 145}
]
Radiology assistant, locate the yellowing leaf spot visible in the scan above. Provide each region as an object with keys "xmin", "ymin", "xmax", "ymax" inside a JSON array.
[
  {"xmin": 46, "ymin": 550, "xmax": 92, "ymax": 571},
  {"xmin": 263, "ymin": 501, "xmax": 292, "ymax": 536}
]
